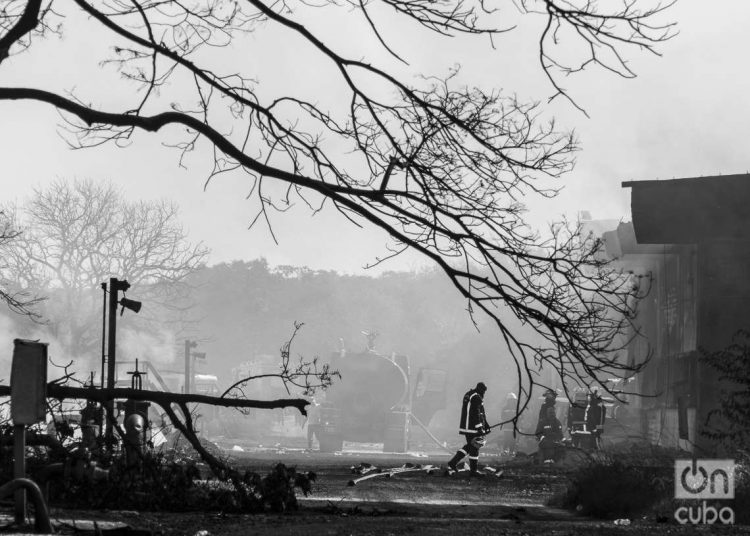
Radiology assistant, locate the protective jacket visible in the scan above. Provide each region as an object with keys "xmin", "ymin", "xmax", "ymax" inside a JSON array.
[
  {"xmin": 500, "ymin": 401, "xmax": 516, "ymax": 432},
  {"xmin": 567, "ymin": 392, "xmax": 588, "ymax": 432},
  {"xmin": 459, "ymin": 388, "xmax": 489, "ymax": 435},
  {"xmin": 586, "ymin": 396, "xmax": 606, "ymax": 434},
  {"xmin": 536, "ymin": 402, "xmax": 562, "ymax": 440}
]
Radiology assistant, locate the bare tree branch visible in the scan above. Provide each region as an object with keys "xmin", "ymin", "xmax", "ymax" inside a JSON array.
[
  {"xmin": 222, "ymin": 322, "xmax": 340, "ymax": 399},
  {"xmin": 0, "ymin": 383, "xmax": 309, "ymax": 414},
  {"xmin": 0, "ymin": 0, "xmax": 672, "ymax": 413}
]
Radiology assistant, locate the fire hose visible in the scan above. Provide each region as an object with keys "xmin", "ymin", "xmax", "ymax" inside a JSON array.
[
  {"xmin": 408, "ymin": 414, "xmax": 503, "ymax": 453},
  {"xmin": 407, "ymin": 413, "xmax": 453, "ymax": 453}
]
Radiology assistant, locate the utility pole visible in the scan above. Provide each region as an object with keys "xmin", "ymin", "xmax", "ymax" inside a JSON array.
[
  {"xmin": 100, "ymin": 282, "xmax": 107, "ymax": 389},
  {"xmin": 104, "ymin": 278, "xmax": 142, "ymax": 443},
  {"xmin": 184, "ymin": 340, "xmax": 197, "ymax": 394}
]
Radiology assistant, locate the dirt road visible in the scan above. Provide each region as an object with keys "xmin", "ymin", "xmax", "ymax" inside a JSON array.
[{"xmin": 40, "ymin": 445, "xmax": 750, "ymax": 535}]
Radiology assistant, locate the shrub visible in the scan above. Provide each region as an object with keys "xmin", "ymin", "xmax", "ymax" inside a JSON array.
[
  {"xmin": 549, "ymin": 443, "xmax": 676, "ymax": 519},
  {"xmin": 51, "ymin": 453, "xmax": 315, "ymax": 513},
  {"xmin": 730, "ymin": 450, "xmax": 750, "ymax": 524},
  {"xmin": 701, "ymin": 330, "xmax": 750, "ymax": 456}
]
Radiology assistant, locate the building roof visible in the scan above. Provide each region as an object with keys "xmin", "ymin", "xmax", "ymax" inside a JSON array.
[{"xmin": 622, "ymin": 174, "xmax": 750, "ymax": 244}]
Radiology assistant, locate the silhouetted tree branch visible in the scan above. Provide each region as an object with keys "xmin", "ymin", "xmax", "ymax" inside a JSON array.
[
  {"xmin": 0, "ymin": 0, "xmax": 673, "ymax": 415},
  {"xmin": 222, "ymin": 322, "xmax": 340, "ymax": 399}
]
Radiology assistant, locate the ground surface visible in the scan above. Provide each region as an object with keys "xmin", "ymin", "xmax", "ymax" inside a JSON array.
[{"xmin": 6, "ymin": 443, "xmax": 750, "ymax": 535}]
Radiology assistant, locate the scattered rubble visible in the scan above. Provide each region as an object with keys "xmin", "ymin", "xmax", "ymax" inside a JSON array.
[{"xmin": 347, "ymin": 462, "xmax": 503, "ymax": 485}]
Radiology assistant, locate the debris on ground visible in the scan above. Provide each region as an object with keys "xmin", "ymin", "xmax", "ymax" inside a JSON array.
[
  {"xmin": 348, "ymin": 461, "xmax": 504, "ymax": 485},
  {"xmin": 350, "ymin": 463, "xmax": 380, "ymax": 475},
  {"xmin": 483, "ymin": 466, "xmax": 505, "ymax": 478},
  {"xmin": 347, "ymin": 463, "xmax": 438, "ymax": 486}
]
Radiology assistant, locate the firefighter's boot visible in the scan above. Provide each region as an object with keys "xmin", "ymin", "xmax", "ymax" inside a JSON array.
[
  {"xmin": 446, "ymin": 451, "xmax": 464, "ymax": 474},
  {"xmin": 469, "ymin": 458, "xmax": 484, "ymax": 477}
]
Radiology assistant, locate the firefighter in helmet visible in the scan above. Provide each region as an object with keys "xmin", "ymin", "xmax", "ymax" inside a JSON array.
[
  {"xmin": 567, "ymin": 388, "xmax": 605, "ymax": 450},
  {"xmin": 535, "ymin": 388, "xmax": 563, "ymax": 463},
  {"xmin": 497, "ymin": 392, "xmax": 518, "ymax": 455},
  {"xmin": 586, "ymin": 391, "xmax": 606, "ymax": 450},
  {"xmin": 567, "ymin": 389, "xmax": 589, "ymax": 448},
  {"xmin": 446, "ymin": 382, "xmax": 491, "ymax": 476}
]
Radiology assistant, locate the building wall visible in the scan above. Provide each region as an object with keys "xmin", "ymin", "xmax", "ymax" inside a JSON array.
[
  {"xmin": 695, "ymin": 241, "xmax": 750, "ymax": 453},
  {"xmin": 620, "ymin": 240, "xmax": 750, "ymax": 453},
  {"xmin": 622, "ymin": 176, "xmax": 750, "ymax": 454},
  {"xmin": 616, "ymin": 242, "xmax": 699, "ymax": 449}
]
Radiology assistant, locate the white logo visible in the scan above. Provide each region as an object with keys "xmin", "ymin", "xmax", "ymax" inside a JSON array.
[
  {"xmin": 674, "ymin": 459, "xmax": 735, "ymax": 525},
  {"xmin": 674, "ymin": 459, "xmax": 734, "ymax": 500}
]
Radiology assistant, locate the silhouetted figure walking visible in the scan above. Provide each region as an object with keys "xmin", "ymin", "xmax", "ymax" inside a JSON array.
[
  {"xmin": 535, "ymin": 389, "xmax": 562, "ymax": 463},
  {"xmin": 446, "ymin": 382, "xmax": 490, "ymax": 476}
]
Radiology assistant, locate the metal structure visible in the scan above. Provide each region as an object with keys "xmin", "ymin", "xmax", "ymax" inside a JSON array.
[
  {"xmin": 315, "ymin": 336, "xmax": 446, "ymax": 453},
  {"xmin": 114, "ymin": 360, "xmax": 219, "ymax": 396},
  {"xmin": 103, "ymin": 277, "xmax": 142, "ymax": 443}
]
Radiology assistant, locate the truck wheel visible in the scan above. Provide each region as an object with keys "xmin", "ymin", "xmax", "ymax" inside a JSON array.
[{"xmin": 318, "ymin": 433, "xmax": 343, "ymax": 453}]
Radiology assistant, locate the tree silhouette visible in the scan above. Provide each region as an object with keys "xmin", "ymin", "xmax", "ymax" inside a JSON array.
[
  {"xmin": 0, "ymin": 0, "xmax": 673, "ymax": 413},
  {"xmin": 0, "ymin": 178, "xmax": 208, "ymax": 366},
  {"xmin": 0, "ymin": 210, "xmax": 43, "ymax": 318}
]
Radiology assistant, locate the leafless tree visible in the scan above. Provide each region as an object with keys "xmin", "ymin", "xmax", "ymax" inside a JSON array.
[
  {"xmin": 0, "ymin": 0, "xmax": 673, "ymax": 415},
  {"xmin": 0, "ymin": 210, "xmax": 44, "ymax": 319},
  {"xmin": 0, "ymin": 178, "xmax": 209, "ymax": 365}
]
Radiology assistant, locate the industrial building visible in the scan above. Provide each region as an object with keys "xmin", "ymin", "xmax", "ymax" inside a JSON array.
[{"xmin": 603, "ymin": 174, "xmax": 750, "ymax": 454}]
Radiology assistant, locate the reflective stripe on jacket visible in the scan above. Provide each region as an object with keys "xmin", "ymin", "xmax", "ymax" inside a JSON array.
[{"xmin": 459, "ymin": 389, "xmax": 487, "ymax": 434}]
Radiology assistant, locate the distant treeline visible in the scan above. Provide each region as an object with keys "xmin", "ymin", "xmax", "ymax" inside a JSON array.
[
  {"xmin": 187, "ymin": 260, "xmax": 518, "ymax": 415},
  {"xmin": 0, "ymin": 258, "xmax": 524, "ymax": 422}
]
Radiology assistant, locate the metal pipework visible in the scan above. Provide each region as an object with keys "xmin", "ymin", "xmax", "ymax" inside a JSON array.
[{"xmin": 0, "ymin": 478, "xmax": 52, "ymax": 533}]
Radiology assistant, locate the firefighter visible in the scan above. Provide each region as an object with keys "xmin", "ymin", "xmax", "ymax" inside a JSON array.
[
  {"xmin": 586, "ymin": 391, "xmax": 606, "ymax": 450},
  {"xmin": 446, "ymin": 382, "xmax": 490, "ymax": 476},
  {"xmin": 567, "ymin": 389, "xmax": 589, "ymax": 448},
  {"xmin": 306, "ymin": 394, "xmax": 323, "ymax": 450},
  {"xmin": 535, "ymin": 389, "xmax": 562, "ymax": 463},
  {"xmin": 498, "ymin": 392, "xmax": 518, "ymax": 455}
]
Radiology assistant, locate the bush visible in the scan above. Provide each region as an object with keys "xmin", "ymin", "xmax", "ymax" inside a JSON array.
[
  {"xmin": 549, "ymin": 443, "xmax": 677, "ymax": 519},
  {"xmin": 51, "ymin": 453, "xmax": 315, "ymax": 513},
  {"xmin": 0, "ymin": 419, "xmax": 316, "ymax": 514},
  {"xmin": 730, "ymin": 450, "xmax": 750, "ymax": 524},
  {"xmin": 700, "ymin": 330, "xmax": 750, "ymax": 451}
]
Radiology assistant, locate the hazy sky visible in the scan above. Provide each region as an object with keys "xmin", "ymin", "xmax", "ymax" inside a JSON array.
[{"xmin": 1, "ymin": 0, "xmax": 749, "ymax": 273}]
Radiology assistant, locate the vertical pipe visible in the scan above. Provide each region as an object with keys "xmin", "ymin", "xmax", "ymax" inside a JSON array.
[
  {"xmin": 184, "ymin": 340, "xmax": 191, "ymax": 394},
  {"xmin": 100, "ymin": 282, "xmax": 107, "ymax": 389},
  {"xmin": 191, "ymin": 354, "xmax": 196, "ymax": 394},
  {"xmin": 105, "ymin": 277, "xmax": 119, "ymax": 443},
  {"xmin": 13, "ymin": 424, "xmax": 25, "ymax": 525}
]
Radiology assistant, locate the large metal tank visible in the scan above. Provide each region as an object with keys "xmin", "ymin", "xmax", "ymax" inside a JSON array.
[
  {"xmin": 317, "ymin": 349, "xmax": 411, "ymax": 452},
  {"xmin": 316, "ymin": 340, "xmax": 446, "ymax": 453}
]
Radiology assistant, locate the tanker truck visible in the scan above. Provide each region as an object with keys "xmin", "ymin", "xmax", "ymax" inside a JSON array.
[{"xmin": 315, "ymin": 332, "xmax": 447, "ymax": 453}]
